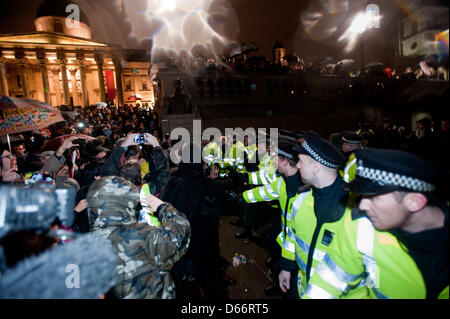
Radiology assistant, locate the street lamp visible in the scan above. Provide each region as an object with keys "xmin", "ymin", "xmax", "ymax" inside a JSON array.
[{"xmin": 341, "ymin": 5, "xmax": 381, "ymax": 74}]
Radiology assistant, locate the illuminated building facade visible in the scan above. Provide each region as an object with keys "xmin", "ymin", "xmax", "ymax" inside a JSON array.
[{"xmin": 0, "ymin": 0, "xmax": 154, "ymax": 107}]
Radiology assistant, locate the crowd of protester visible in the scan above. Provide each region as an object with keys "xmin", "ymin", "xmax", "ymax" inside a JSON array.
[
  {"xmin": 0, "ymin": 103, "xmax": 240, "ymax": 298},
  {"xmin": 0, "ymin": 100, "xmax": 448, "ymax": 298},
  {"xmin": 165, "ymin": 50, "xmax": 449, "ymax": 82}
]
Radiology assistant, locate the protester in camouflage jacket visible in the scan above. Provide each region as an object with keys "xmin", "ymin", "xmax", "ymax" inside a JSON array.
[{"xmin": 87, "ymin": 176, "xmax": 191, "ymax": 299}]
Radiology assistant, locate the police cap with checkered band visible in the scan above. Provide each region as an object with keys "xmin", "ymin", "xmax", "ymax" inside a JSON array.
[
  {"xmin": 275, "ymin": 137, "xmax": 301, "ymax": 162},
  {"xmin": 341, "ymin": 130, "xmax": 363, "ymax": 144},
  {"xmin": 295, "ymin": 131, "xmax": 346, "ymax": 169},
  {"xmin": 345, "ymin": 148, "xmax": 442, "ymax": 195}
]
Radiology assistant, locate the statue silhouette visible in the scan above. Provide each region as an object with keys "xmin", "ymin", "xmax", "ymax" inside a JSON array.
[{"xmin": 164, "ymin": 78, "xmax": 192, "ymax": 114}]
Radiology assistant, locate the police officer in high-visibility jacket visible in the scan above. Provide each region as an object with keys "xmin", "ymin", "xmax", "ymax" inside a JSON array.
[
  {"xmin": 222, "ymin": 135, "xmax": 246, "ymax": 174},
  {"xmin": 339, "ymin": 130, "xmax": 363, "ymax": 183},
  {"xmin": 203, "ymin": 135, "xmax": 222, "ymax": 166},
  {"xmin": 237, "ymin": 138, "xmax": 303, "ymax": 297},
  {"xmin": 305, "ymin": 148, "xmax": 449, "ymax": 299},
  {"xmin": 279, "ymin": 132, "xmax": 351, "ymax": 298}
]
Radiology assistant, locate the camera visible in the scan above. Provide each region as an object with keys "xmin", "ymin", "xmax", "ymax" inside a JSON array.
[
  {"xmin": 134, "ymin": 134, "xmax": 147, "ymax": 144},
  {"xmin": 0, "ymin": 184, "xmax": 76, "ymax": 238},
  {"xmin": 72, "ymin": 138, "xmax": 86, "ymax": 147}
]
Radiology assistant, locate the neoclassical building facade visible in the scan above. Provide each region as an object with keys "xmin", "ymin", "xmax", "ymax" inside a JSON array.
[{"xmin": 0, "ymin": 0, "xmax": 154, "ymax": 107}]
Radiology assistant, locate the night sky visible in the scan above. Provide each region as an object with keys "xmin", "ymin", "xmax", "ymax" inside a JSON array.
[{"xmin": 0, "ymin": 0, "xmax": 447, "ymax": 65}]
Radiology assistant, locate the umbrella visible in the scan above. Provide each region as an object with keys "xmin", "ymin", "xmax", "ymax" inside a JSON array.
[
  {"xmin": 96, "ymin": 102, "xmax": 107, "ymax": 109},
  {"xmin": 314, "ymin": 56, "xmax": 333, "ymax": 65},
  {"xmin": 229, "ymin": 42, "xmax": 260, "ymax": 58},
  {"xmin": 419, "ymin": 61, "xmax": 432, "ymax": 76},
  {"xmin": 336, "ymin": 59, "xmax": 355, "ymax": 68},
  {"xmin": 240, "ymin": 42, "xmax": 260, "ymax": 55},
  {"xmin": 0, "ymin": 134, "xmax": 24, "ymax": 144},
  {"xmin": 365, "ymin": 62, "xmax": 384, "ymax": 69},
  {"xmin": 40, "ymin": 133, "xmax": 96, "ymax": 152},
  {"xmin": 0, "ymin": 96, "xmax": 64, "ymax": 151},
  {"xmin": 61, "ymin": 111, "xmax": 80, "ymax": 121}
]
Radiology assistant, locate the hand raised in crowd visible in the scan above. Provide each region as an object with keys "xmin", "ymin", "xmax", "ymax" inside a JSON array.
[
  {"xmin": 56, "ymin": 136, "xmax": 87, "ymax": 157},
  {"xmin": 141, "ymin": 193, "xmax": 164, "ymax": 212},
  {"xmin": 121, "ymin": 133, "xmax": 160, "ymax": 148},
  {"xmin": 1, "ymin": 168, "xmax": 21, "ymax": 182},
  {"xmin": 143, "ymin": 133, "xmax": 160, "ymax": 147}
]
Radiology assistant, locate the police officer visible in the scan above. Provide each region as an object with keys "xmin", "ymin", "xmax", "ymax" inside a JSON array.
[
  {"xmin": 339, "ymin": 130, "xmax": 364, "ymax": 183},
  {"xmin": 279, "ymin": 131, "xmax": 353, "ymax": 298},
  {"xmin": 236, "ymin": 138, "xmax": 302, "ymax": 240},
  {"xmin": 306, "ymin": 148, "xmax": 449, "ymax": 299},
  {"xmin": 235, "ymin": 136, "xmax": 303, "ymax": 297},
  {"xmin": 203, "ymin": 135, "xmax": 222, "ymax": 167}
]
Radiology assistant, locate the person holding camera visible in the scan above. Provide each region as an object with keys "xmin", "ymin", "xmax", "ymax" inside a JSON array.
[{"xmin": 87, "ymin": 176, "xmax": 191, "ymax": 298}]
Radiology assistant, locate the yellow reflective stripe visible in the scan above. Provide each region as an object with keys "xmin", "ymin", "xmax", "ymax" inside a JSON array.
[
  {"xmin": 297, "ymin": 274, "xmax": 305, "ymax": 297},
  {"xmin": 245, "ymin": 189, "xmax": 256, "ymax": 202},
  {"xmin": 291, "ymin": 191, "xmax": 310, "ymax": 220},
  {"xmin": 312, "ymin": 248, "xmax": 327, "ymax": 261},
  {"xmin": 265, "ymin": 183, "xmax": 279, "ymax": 199},
  {"xmin": 343, "ymin": 157, "xmax": 357, "ymax": 182},
  {"xmin": 259, "ymin": 171, "xmax": 269, "ymax": 185},
  {"xmin": 258, "ymin": 186, "xmax": 272, "ymax": 201},
  {"xmin": 357, "ymin": 217, "xmax": 380, "ymax": 292},
  {"xmin": 295, "ymin": 234, "xmax": 326, "ymax": 262},
  {"xmin": 314, "ymin": 259, "xmax": 351, "ymax": 293},
  {"xmin": 323, "ymin": 253, "xmax": 363, "ymax": 283},
  {"xmin": 276, "ymin": 178, "xmax": 283, "ymax": 194},
  {"xmin": 305, "ymin": 284, "xmax": 335, "ymax": 299},
  {"xmin": 250, "ymin": 172, "xmax": 258, "ymax": 185},
  {"xmin": 283, "ymin": 238, "xmax": 296, "ymax": 253}
]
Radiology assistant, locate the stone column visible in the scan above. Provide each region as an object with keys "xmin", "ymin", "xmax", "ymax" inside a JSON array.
[
  {"xmin": 57, "ymin": 56, "xmax": 70, "ymax": 105},
  {"xmin": 69, "ymin": 68, "xmax": 79, "ymax": 106},
  {"xmin": 0, "ymin": 57, "xmax": 9, "ymax": 96},
  {"xmin": 51, "ymin": 68, "xmax": 62, "ymax": 105},
  {"xmin": 113, "ymin": 57, "xmax": 124, "ymax": 106},
  {"xmin": 38, "ymin": 57, "xmax": 51, "ymax": 104},
  {"xmin": 95, "ymin": 54, "xmax": 106, "ymax": 102},
  {"xmin": 17, "ymin": 58, "xmax": 30, "ymax": 98},
  {"xmin": 76, "ymin": 58, "xmax": 89, "ymax": 107}
]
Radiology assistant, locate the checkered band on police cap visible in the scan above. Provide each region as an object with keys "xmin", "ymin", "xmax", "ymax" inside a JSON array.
[
  {"xmin": 356, "ymin": 160, "xmax": 436, "ymax": 192},
  {"xmin": 276, "ymin": 147, "xmax": 294, "ymax": 160},
  {"xmin": 302, "ymin": 140, "xmax": 338, "ymax": 168}
]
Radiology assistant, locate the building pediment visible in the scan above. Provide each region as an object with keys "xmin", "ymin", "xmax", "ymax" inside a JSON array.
[{"xmin": 0, "ymin": 31, "xmax": 108, "ymax": 48}]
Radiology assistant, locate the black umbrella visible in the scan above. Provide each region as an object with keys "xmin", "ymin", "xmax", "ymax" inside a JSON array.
[
  {"xmin": 240, "ymin": 42, "xmax": 260, "ymax": 55},
  {"xmin": 229, "ymin": 42, "xmax": 260, "ymax": 58},
  {"xmin": 365, "ymin": 62, "xmax": 384, "ymax": 69},
  {"xmin": 314, "ymin": 56, "xmax": 333, "ymax": 65},
  {"xmin": 61, "ymin": 111, "xmax": 80, "ymax": 122}
]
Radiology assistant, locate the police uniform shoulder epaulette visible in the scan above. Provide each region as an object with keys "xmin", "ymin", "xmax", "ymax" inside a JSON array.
[
  {"xmin": 351, "ymin": 208, "xmax": 366, "ymax": 220},
  {"xmin": 297, "ymin": 184, "xmax": 312, "ymax": 194}
]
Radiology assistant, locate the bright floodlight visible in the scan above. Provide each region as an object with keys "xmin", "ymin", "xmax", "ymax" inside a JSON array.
[
  {"xmin": 349, "ymin": 12, "xmax": 368, "ymax": 34},
  {"xmin": 339, "ymin": 10, "xmax": 381, "ymax": 52}
]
